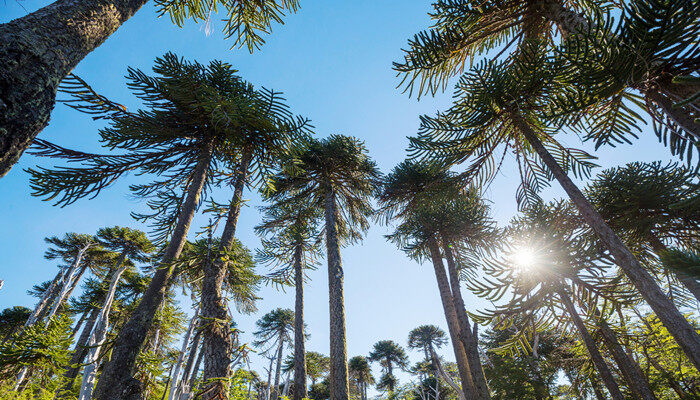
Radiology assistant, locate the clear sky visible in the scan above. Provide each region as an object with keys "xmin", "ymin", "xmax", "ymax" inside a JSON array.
[{"xmin": 0, "ymin": 0, "xmax": 667, "ymax": 392}]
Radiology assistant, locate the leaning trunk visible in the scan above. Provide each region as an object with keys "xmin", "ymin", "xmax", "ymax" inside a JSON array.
[
  {"xmin": 426, "ymin": 237, "xmax": 478, "ymax": 400},
  {"xmin": 647, "ymin": 234, "xmax": 700, "ymax": 302},
  {"xmin": 293, "ymin": 244, "xmax": 309, "ymax": 400},
  {"xmin": 77, "ymin": 259, "xmax": 128, "ymax": 400},
  {"xmin": 167, "ymin": 306, "xmax": 200, "ymax": 400},
  {"xmin": 23, "ymin": 267, "xmax": 65, "ymax": 330},
  {"xmin": 429, "ymin": 345, "xmax": 466, "ymax": 400},
  {"xmin": 57, "ymin": 305, "xmax": 100, "ymax": 397},
  {"xmin": 324, "ymin": 189, "xmax": 350, "ymax": 400},
  {"xmin": 556, "ymin": 286, "xmax": 625, "ymax": 400},
  {"xmin": 0, "ymin": 0, "xmax": 150, "ymax": 177},
  {"xmin": 44, "ymin": 243, "xmax": 92, "ymax": 326},
  {"xmin": 272, "ymin": 338, "xmax": 285, "ymax": 400},
  {"xmin": 442, "ymin": 238, "xmax": 490, "ymax": 400},
  {"xmin": 200, "ymin": 149, "xmax": 251, "ymax": 399},
  {"xmin": 515, "ymin": 115, "xmax": 700, "ymax": 369},
  {"xmin": 94, "ymin": 142, "xmax": 213, "ymax": 400}
]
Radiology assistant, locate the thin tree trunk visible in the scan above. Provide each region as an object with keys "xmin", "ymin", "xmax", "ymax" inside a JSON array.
[
  {"xmin": 199, "ymin": 148, "xmax": 251, "ymax": 400},
  {"xmin": 516, "ymin": 115, "xmax": 700, "ymax": 369},
  {"xmin": 555, "ymin": 286, "xmax": 625, "ymax": 400},
  {"xmin": 266, "ymin": 356, "xmax": 275, "ymax": 400},
  {"xmin": 597, "ymin": 319, "xmax": 658, "ymax": 400},
  {"xmin": 0, "ymin": 0, "xmax": 150, "ymax": 177},
  {"xmin": 644, "ymin": 350, "xmax": 691, "ymax": 399},
  {"xmin": 647, "ymin": 234, "xmax": 700, "ymax": 302},
  {"xmin": 77, "ymin": 259, "xmax": 128, "ymax": 400},
  {"xmin": 324, "ymin": 189, "xmax": 350, "ymax": 400},
  {"xmin": 189, "ymin": 341, "xmax": 205, "ymax": 391},
  {"xmin": 57, "ymin": 305, "xmax": 100, "ymax": 397},
  {"xmin": 272, "ymin": 337, "xmax": 285, "ymax": 400},
  {"xmin": 429, "ymin": 345, "xmax": 466, "ymax": 400},
  {"xmin": 180, "ymin": 331, "xmax": 202, "ymax": 395},
  {"xmin": 94, "ymin": 142, "xmax": 213, "ymax": 400},
  {"xmin": 293, "ymin": 244, "xmax": 308, "ymax": 400},
  {"xmin": 645, "ymin": 90, "xmax": 700, "ymax": 141},
  {"xmin": 168, "ymin": 306, "xmax": 200, "ymax": 400},
  {"xmin": 45, "ymin": 243, "xmax": 93, "ymax": 326},
  {"xmin": 442, "ymin": 239, "xmax": 490, "ymax": 400},
  {"xmin": 70, "ymin": 309, "xmax": 89, "ymax": 340},
  {"xmin": 23, "ymin": 268, "xmax": 65, "ymax": 330},
  {"xmin": 282, "ymin": 372, "xmax": 291, "ymax": 398},
  {"xmin": 426, "ymin": 236, "xmax": 478, "ymax": 400}
]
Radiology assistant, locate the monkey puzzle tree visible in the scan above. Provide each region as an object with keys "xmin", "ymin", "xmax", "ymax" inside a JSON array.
[
  {"xmin": 26, "ymin": 53, "xmax": 276, "ymax": 398},
  {"xmin": 408, "ymin": 325, "xmax": 463, "ymax": 399},
  {"xmin": 403, "ymin": 44, "xmax": 700, "ymax": 369},
  {"xmin": 586, "ymin": 161, "xmax": 700, "ymax": 301},
  {"xmin": 266, "ymin": 135, "xmax": 380, "ymax": 400},
  {"xmin": 348, "ymin": 356, "xmax": 374, "ymax": 400},
  {"xmin": 0, "ymin": 0, "xmax": 301, "ymax": 177},
  {"xmin": 256, "ymin": 199, "xmax": 322, "ymax": 400},
  {"xmin": 306, "ymin": 351, "xmax": 331, "ymax": 387},
  {"xmin": 254, "ymin": 308, "xmax": 296, "ymax": 400},
  {"xmin": 369, "ymin": 340, "xmax": 409, "ymax": 393}
]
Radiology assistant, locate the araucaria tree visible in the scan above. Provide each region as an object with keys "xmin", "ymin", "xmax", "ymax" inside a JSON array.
[
  {"xmin": 408, "ymin": 325, "xmax": 463, "ymax": 399},
  {"xmin": 254, "ymin": 308, "xmax": 295, "ymax": 400},
  {"xmin": 266, "ymin": 135, "xmax": 380, "ymax": 400},
  {"xmin": 257, "ymin": 200, "xmax": 322, "ymax": 400},
  {"xmin": 368, "ymin": 340, "xmax": 408, "ymax": 393},
  {"xmin": 27, "ymin": 53, "xmax": 286, "ymax": 398},
  {"xmin": 0, "ymin": 0, "xmax": 300, "ymax": 177},
  {"xmin": 348, "ymin": 356, "xmax": 374, "ymax": 400}
]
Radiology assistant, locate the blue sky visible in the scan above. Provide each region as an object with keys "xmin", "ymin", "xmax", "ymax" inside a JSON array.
[{"xmin": 0, "ymin": 0, "xmax": 667, "ymax": 391}]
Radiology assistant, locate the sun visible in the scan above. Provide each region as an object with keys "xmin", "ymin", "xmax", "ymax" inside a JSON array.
[{"xmin": 512, "ymin": 246, "xmax": 538, "ymax": 271}]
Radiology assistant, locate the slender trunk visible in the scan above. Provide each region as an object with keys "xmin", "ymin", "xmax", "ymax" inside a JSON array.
[
  {"xmin": 442, "ymin": 238, "xmax": 490, "ymax": 400},
  {"xmin": 57, "ymin": 305, "xmax": 100, "ymax": 397},
  {"xmin": 516, "ymin": 115, "xmax": 700, "ymax": 368},
  {"xmin": 556, "ymin": 286, "xmax": 624, "ymax": 400},
  {"xmin": 94, "ymin": 141, "xmax": 213, "ymax": 400},
  {"xmin": 590, "ymin": 380, "xmax": 607, "ymax": 400},
  {"xmin": 70, "ymin": 309, "xmax": 89, "ymax": 340},
  {"xmin": 426, "ymin": 237, "xmax": 478, "ymax": 400},
  {"xmin": 647, "ymin": 234, "xmax": 700, "ymax": 302},
  {"xmin": 189, "ymin": 341, "xmax": 205, "ymax": 391},
  {"xmin": 266, "ymin": 356, "xmax": 275, "ymax": 400},
  {"xmin": 293, "ymin": 244, "xmax": 308, "ymax": 400},
  {"xmin": 200, "ymin": 149, "xmax": 252, "ymax": 399},
  {"xmin": 429, "ymin": 345, "xmax": 466, "ymax": 400},
  {"xmin": 272, "ymin": 338, "xmax": 285, "ymax": 400},
  {"xmin": 45, "ymin": 243, "xmax": 92, "ymax": 326},
  {"xmin": 598, "ymin": 319, "xmax": 658, "ymax": 400},
  {"xmin": 645, "ymin": 90, "xmax": 700, "ymax": 141},
  {"xmin": 324, "ymin": 189, "xmax": 350, "ymax": 400},
  {"xmin": 0, "ymin": 0, "xmax": 150, "ymax": 177},
  {"xmin": 282, "ymin": 372, "xmax": 291, "ymax": 398},
  {"xmin": 180, "ymin": 331, "xmax": 202, "ymax": 394},
  {"xmin": 23, "ymin": 268, "xmax": 65, "ymax": 330},
  {"xmin": 167, "ymin": 306, "xmax": 200, "ymax": 400},
  {"xmin": 77, "ymin": 258, "xmax": 128, "ymax": 400}
]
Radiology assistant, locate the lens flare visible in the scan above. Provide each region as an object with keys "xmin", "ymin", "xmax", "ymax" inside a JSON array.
[{"xmin": 513, "ymin": 247, "xmax": 537, "ymax": 270}]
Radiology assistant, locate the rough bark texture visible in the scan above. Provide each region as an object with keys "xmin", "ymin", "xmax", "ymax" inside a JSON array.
[
  {"xmin": 646, "ymin": 90, "xmax": 700, "ymax": 141},
  {"xmin": 557, "ymin": 287, "xmax": 625, "ymax": 400},
  {"xmin": 293, "ymin": 245, "xmax": 309, "ymax": 400},
  {"xmin": 0, "ymin": 0, "xmax": 150, "ymax": 177},
  {"xmin": 94, "ymin": 143, "xmax": 213, "ymax": 400},
  {"xmin": 598, "ymin": 319, "xmax": 658, "ymax": 400},
  {"xmin": 648, "ymin": 234, "xmax": 700, "ymax": 302},
  {"xmin": 324, "ymin": 190, "xmax": 350, "ymax": 400},
  {"xmin": 199, "ymin": 150, "xmax": 251, "ymax": 400},
  {"xmin": 169, "ymin": 307, "xmax": 200, "ymax": 400},
  {"xmin": 516, "ymin": 115, "xmax": 700, "ymax": 369},
  {"xmin": 58, "ymin": 305, "xmax": 100, "ymax": 397},
  {"xmin": 442, "ymin": 239, "xmax": 490, "ymax": 400},
  {"xmin": 180, "ymin": 331, "xmax": 202, "ymax": 394},
  {"xmin": 426, "ymin": 237, "xmax": 478, "ymax": 400},
  {"xmin": 272, "ymin": 339, "xmax": 285, "ymax": 399}
]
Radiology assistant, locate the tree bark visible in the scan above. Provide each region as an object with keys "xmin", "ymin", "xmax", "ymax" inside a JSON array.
[
  {"xmin": 189, "ymin": 341, "xmax": 205, "ymax": 391},
  {"xmin": 293, "ymin": 244, "xmax": 309, "ymax": 400},
  {"xmin": 58, "ymin": 305, "xmax": 100, "ymax": 397},
  {"xmin": 429, "ymin": 345, "xmax": 466, "ymax": 400},
  {"xmin": 647, "ymin": 234, "xmax": 700, "ymax": 302},
  {"xmin": 272, "ymin": 337, "xmax": 285, "ymax": 400},
  {"xmin": 515, "ymin": 115, "xmax": 700, "ymax": 369},
  {"xmin": 94, "ymin": 141, "xmax": 213, "ymax": 400},
  {"xmin": 0, "ymin": 0, "xmax": 150, "ymax": 177},
  {"xmin": 556, "ymin": 286, "xmax": 625, "ymax": 400},
  {"xmin": 69, "ymin": 308, "xmax": 89, "ymax": 340},
  {"xmin": 168, "ymin": 306, "xmax": 200, "ymax": 400},
  {"xmin": 44, "ymin": 242, "xmax": 93, "ymax": 326},
  {"xmin": 180, "ymin": 331, "xmax": 202, "ymax": 395},
  {"xmin": 200, "ymin": 148, "xmax": 251, "ymax": 399},
  {"xmin": 77, "ymin": 259, "xmax": 128, "ymax": 400},
  {"xmin": 426, "ymin": 237, "xmax": 478, "ymax": 400},
  {"xmin": 324, "ymin": 189, "xmax": 350, "ymax": 400},
  {"xmin": 645, "ymin": 90, "xmax": 700, "ymax": 141},
  {"xmin": 23, "ymin": 268, "xmax": 65, "ymax": 330},
  {"xmin": 442, "ymin": 239, "xmax": 490, "ymax": 400}
]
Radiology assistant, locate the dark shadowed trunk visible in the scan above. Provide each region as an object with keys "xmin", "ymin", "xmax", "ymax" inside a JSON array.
[
  {"xmin": 324, "ymin": 189, "xmax": 350, "ymax": 400},
  {"xmin": 272, "ymin": 337, "xmax": 285, "ymax": 399},
  {"xmin": 200, "ymin": 149, "xmax": 251, "ymax": 399},
  {"xmin": 94, "ymin": 142, "xmax": 213, "ymax": 400},
  {"xmin": 647, "ymin": 234, "xmax": 700, "ymax": 302},
  {"xmin": 426, "ymin": 236, "xmax": 477, "ymax": 400},
  {"xmin": 442, "ymin": 238, "xmax": 490, "ymax": 400},
  {"xmin": 58, "ymin": 305, "xmax": 100, "ymax": 397},
  {"xmin": 0, "ymin": 0, "xmax": 150, "ymax": 177},
  {"xmin": 516, "ymin": 115, "xmax": 700, "ymax": 369},
  {"xmin": 293, "ymin": 244, "xmax": 308, "ymax": 400},
  {"xmin": 556, "ymin": 286, "xmax": 624, "ymax": 400}
]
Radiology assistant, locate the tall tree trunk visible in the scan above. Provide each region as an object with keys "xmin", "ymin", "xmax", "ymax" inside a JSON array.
[
  {"xmin": 24, "ymin": 268, "xmax": 65, "ymax": 330},
  {"xmin": 426, "ymin": 237, "xmax": 478, "ymax": 400},
  {"xmin": 94, "ymin": 142, "xmax": 213, "ymax": 400},
  {"xmin": 69, "ymin": 308, "xmax": 89, "ymax": 340},
  {"xmin": 168, "ymin": 306, "xmax": 200, "ymax": 400},
  {"xmin": 77, "ymin": 258, "xmax": 128, "ymax": 400},
  {"xmin": 44, "ymin": 243, "xmax": 93, "ymax": 326},
  {"xmin": 266, "ymin": 356, "xmax": 275, "ymax": 400},
  {"xmin": 597, "ymin": 319, "xmax": 657, "ymax": 400},
  {"xmin": 556, "ymin": 286, "xmax": 625, "ymax": 400},
  {"xmin": 515, "ymin": 116, "xmax": 700, "ymax": 368},
  {"xmin": 429, "ymin": 345, "xmax": 466, "ymax": 400},
  {"xmin": 0, "ymin": 0, "xmax": 150, "ymax": 177},
  {"xmin": 272, "ymin": 337, "xmax": 285, "ymax": 400},
  {"xmin": 189, "ymin": 341, "xmax": 205, "ymax": 391},
  {"xmin": 442, "ymin": 238, "xmax": 490, "ymax": 400},
  {"xmin": 293, "ymin": 244, "xmax": 309, "ymax": 400},
  {"xmin": 199, "ymin": 148, "xmax": 251, "ymax": 400},
  {"xmin": 647, "ymin": 234, "xmax": 700, "ymax": 302},
  {"xmin": 324, "ymin": 189, "xmax": 350, "ymax": 400},
  {"xmin": 58, "ymin": 305, "xmax": 100, "ymax": 397},
  {"xmin": 180, "ymin": 331, "xmax": 202, "ymax": 395}
]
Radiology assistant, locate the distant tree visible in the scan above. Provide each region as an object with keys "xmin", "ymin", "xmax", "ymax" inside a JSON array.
[
  {"xmin": 369, "ymin": 340, "xmax": 409, "ymax": 392},
  {"xmin": 254, "ymin": 308, "xmax": 295, "ymax": 400},
  {"xmin": 0, "ymin": 307, "xmax": 30, "ymax": 344},
  {"xmin": 306, "ymin": 351, "xmax": 331, "ymax": 387},
  {"xmin": 408, "ymin": 325, "xmax": 463, "ymax": 399},
  {"xmin": 348, "ymin": 356, "xmax": 374, "ymax": 400}
]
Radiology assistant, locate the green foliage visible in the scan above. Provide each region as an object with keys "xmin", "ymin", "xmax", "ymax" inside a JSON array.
[
  {"xmin": 0, "ymin": 307, "xmax": 30, "ymax": 342},
  {"xmin": 253, "ymin": 308, "xmax": 295, "ymax": 351}
]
